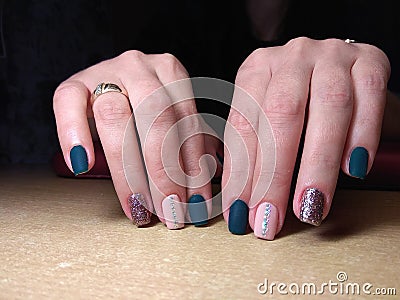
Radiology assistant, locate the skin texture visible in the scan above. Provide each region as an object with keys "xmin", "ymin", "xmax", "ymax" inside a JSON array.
[
  {"xmin": 222, "ymin": 37, "xmax": 391, "ymax": 239},
  {"xmin": 54, "ymin": 38, "xmax": 392, "ymax": 238},
  {"xmin": 53, "ymin": 51, "xmax": 221, "ymax": 228}
]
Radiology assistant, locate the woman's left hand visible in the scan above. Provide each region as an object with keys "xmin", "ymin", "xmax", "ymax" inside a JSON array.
[{"xmin": 222, "ymin": 37, "xmax": 391, "ymax": 239}]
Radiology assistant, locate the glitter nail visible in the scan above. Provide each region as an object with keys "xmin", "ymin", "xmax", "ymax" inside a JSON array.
[
  {"xmin": 128, "ymin": 193, "xmax": 151, "ymax": 227},
  {"xmin": 168, "ymin": 196, "xmax": 180, "ymax": 229},
  {"xmin": 299, "ymin": 188, "xmax": 325, "ymax": 226},
  {"xmin": 261, "ymin": 203, "xmax": 271, "ymax": 237}
]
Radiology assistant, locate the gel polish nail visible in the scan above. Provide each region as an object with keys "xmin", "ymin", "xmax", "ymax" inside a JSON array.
[
  {"xmin": 162, "ymin": 194, "xmax": 185, "ymax": 230},
  {"xmin": 349, "ymin": 147, "xmax": 368, "ymax": 179},
  {"xmin": 228, "ymin": 199, "xmax": 249, "ymax": 235},
  {"xmin": 128, "ymin": 193, "xmax": 151, "ymax": 227},
  {"xmin": 70, "ymin": 145, "xmax": 88, "ymax": 175},
  {"xmin": 299, "ymin": 188, "xmax": 325, "ymax": 226},
  {"xmin": 188, "ymin": 194, "xmax": 208, "ymax": 226},
  {"xmin": 254, "ymin": 202, "xmax": 278, "ymax": 240}
]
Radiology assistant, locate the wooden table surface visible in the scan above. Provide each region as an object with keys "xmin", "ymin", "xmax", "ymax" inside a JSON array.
[{"xmin": 0, "ymin": 165, "xmax": 399, "ymax": 299}]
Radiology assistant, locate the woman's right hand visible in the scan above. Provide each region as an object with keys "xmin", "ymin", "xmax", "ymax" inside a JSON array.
[{"xmin": 53, "ymin": 51, "xmax": 222, "ymax": 229}]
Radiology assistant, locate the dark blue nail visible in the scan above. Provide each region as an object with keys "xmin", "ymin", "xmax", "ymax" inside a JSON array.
[
  {"xmin": 228, "ymin": 199, "xmax": 249, "ymax": 235},
  {"xmin": 188, "ymin": 194, "xmax": 208, "ymax": 226},
  {"xmin": 70, "ymin": 145, "xmax": 88, "ymax": 175},
  {"xmin": 349, "ymin": 147, "xmax": 368, "ymax": 179}
]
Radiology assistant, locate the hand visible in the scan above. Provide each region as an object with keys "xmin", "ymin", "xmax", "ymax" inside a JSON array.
[
  {"xmin": 222, "ymin": 37, "xmax": 390, "ymax": 239},
  {"xmin": 53, "ymin": 51, "xmax": 222, "ymax": 229}
]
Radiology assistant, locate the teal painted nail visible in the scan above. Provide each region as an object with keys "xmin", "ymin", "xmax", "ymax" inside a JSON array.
[
  {"xmin": 70, "ymin": 145, "xmax": 88, "ymax": 175},
  {"xmin": 188, "ymin": 194, "xmax": 208, "ymax": 226},
  {"xmin": 349, "ymin": 147, "xmax": 368, "ymax": 179},
  {"xmin": 228, "ymin": 199, "xmax": 249, "ymax": 235}
]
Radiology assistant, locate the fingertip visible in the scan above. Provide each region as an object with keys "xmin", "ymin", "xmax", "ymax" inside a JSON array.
[
  {"xmin": 348, "ymin": 146, "xmax": 369, "ymax": 179},
  {"xmin": 67, "ymin": 142, "xmax": 95, "ymax": 176}
]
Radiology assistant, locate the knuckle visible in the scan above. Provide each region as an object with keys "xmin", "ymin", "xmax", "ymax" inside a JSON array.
[
  {"xmin": 315, "ymin": 85, "xmax": 352, "ymax": 109},
  {"xmin": 264, "ymin": 92, "xmax": 303, "ymax": 118},
  {"xmin": 289, "ymin": 36, "xmax": 312, "ymax": 45},
  {"xmin": 270, "ymin": 169, "xmax": 292, "ymax": 190},
  {"xmin": 322, "ymin": 38, "xmax": 348, "ymax": 54},
  {"xmin": 53, "ymin": 81, "xmax": 84, "ymax": 105},
  {"xmin": 117, "ymin": 49, "xmax": 144, "ymax": 62},
  {"xmin": 105, "ymin": 145, "xmax": 123, "ymax": 162},
  {"xmin": 285, "ymin": 36, "xmax": 312, "ymax": 53},
  {"xmin": 149, "ymin": 162, "xmax": 181, "ymax": 183},
  {"xmin": 147, "ymin": 162, "xmax": 164, "ymax": 181},
  {"xmin": 372, "ymin": 48, "xmax": 391, "ymax": 75},
  {"xmin": 179, "ymin": 115, "xmax": 203, "ymax": 136},
  {"xmin": 306, "ymin": 150, "xmax": 339, "ymax": 171},
  {"xmin": 158, "ymin": 53, "xmax": 187, "ymax": 75},
  {"xmin": 93, "ymin": 98, "xmax": 130, "ymax": 124},
  {"xmin": 182, "ymin": 155, "xmax": 202, "ymax": 177},
  {"xmin": 141, "ymin": 95, "xmax": 173, "ymax": 117},
  {"xmin": 228, "ymin": 111, "xmax": 255, "ymax": 136},
  {"xmin": 359, "ymin": 71, "xmax": 387, "ymax": 96},
  {"xmin": 239, "ymin": 48, "xmax": 270, "ymax": 73}
]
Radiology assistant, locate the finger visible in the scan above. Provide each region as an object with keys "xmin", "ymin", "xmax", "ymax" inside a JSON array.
[
  {"xmin": 153, "ymin": 54, "xmax": 213, "ymax": 226},
  {"xmin": 53, "ymin": 80, "xmax": 95, "ymax": 175},
  {"xmin": 222, "ymin": 49, "xmax": 271, "ymax": 234},
  {"xmin": 123, "ymin": 73, "xmax": 186, "ymax": 229},
  {"xmin": 250, "ymin": 51, "xmax": 313, "ymax": 240},
  {"xmin": 293, "ymin": 47, "xmax": 355, "ymax": 226},
  {"xmin": 91, "ymin": 84, "xmax": 153, "ymax": 226},
  {"xmin": 204, "ymin": 134, "xmax": 223, "ymax": 179},
  {"xmin": 342, "ymin": 49, "xmax": 391, "ymax": 179}
]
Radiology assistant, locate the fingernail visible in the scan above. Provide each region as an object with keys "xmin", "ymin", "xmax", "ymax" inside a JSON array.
[
  {"xmin": 299, "ymin": 188, "xmax": 325, "ymax": 226},
  {"xmin": 228, "ymin": 199, "xmax": 249, "ymax": 235},
  {"xmin": 70, "ymin": 145, "xmax": 88, "ymax": 175},
  {"xmin": 254, "ymin": 202, "xmax": 278, "ymax": 240},
  {"xmin": 349, "ymin": 147, "xmax": 369, "ymax": 179},
  {"xmin": 128, "ymin": 193, "xmax": 152, "ymax": 227},
  {"xmin": 162, "ymin": 194, "xmax": 185, "ymax": 230},
  {"xmin": 188, "ymin": 194, "xmax": 208, "ymax": 226}
]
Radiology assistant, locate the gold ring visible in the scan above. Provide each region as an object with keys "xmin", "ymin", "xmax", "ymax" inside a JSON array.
[{"xmin": 92, "ymin": 82, "xmax": 127, "ymax": 101}]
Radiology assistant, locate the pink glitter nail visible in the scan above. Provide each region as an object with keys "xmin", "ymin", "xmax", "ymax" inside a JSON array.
[
  {"xmin": 300, "ymin": 188, "xmax": 325, "ymax": 226},
  {"xmin": 128, "ymin": 193, "xmax": 151, "ymax": 227}
]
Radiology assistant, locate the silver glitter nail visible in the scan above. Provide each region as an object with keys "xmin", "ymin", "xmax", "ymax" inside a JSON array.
[
  {"xmin": 300, "ymin": 188, "xmax": 325, "ymax": 226},
  {"xmin": 128, "ymin": 193, "xmax": 151, "ymax": 227},
  {"xmin": 169, "ymin": 196, "xmax": 179, "ymax": 229},
  {"xmin": 261, "ymin": 203, "xmax": 271, "ymax": 237}
]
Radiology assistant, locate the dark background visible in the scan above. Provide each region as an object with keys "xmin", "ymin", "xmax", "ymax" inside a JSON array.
[{"xmin": 0, "ymin": 0, "xmax": 399, "ymax": 165}]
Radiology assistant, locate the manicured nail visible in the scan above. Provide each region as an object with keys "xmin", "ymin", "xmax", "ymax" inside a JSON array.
[
  {"xmin": 188, "ymin": 194, "xmax": 208, "ymax": 226},
  {"xmin": 70, "ymin": 145, "xmax": 88, "ymax": 175},
  {"xmin": 349, "ymin": 147, "xmax": 369, "ymax": 179},
  {"xmin": 254, "ymin": 202, "xmax": 278, "ymax": 240},
  {"xmin": 162, "ymin": 194, "xmax": 185, "ymax": 230},
  {"xmin": 300, "ymin": 188, "xmax": 325, "ymax": 226},
  {"xmin": 128, "ymin": 193, "xmax": 151, "ymax": 227},
  {"xmin": 228, "ymin": 199, "xmax": 249, "ymax": 235}
]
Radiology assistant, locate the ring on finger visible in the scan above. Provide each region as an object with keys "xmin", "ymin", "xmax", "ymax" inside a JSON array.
[{"xmin": 92, "ymin": 82, "xmax": 128, "ymax": 101}]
